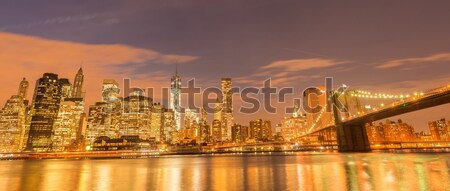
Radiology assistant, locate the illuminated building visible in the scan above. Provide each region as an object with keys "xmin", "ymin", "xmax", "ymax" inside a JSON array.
[
  {"xmin": 71, "ymin": 67, "xmax": 84, "ymax": 98},
  {"xmin": 170, "ymin": 65, "xmax": 181, "ymax": 130},
  {"xmin": 428, "ymin": 118, "xmax": 450, "ymax": 141},
  {"xmin": 0, "ymin": 95, "xmax": 28, "ymax": 152},
  {"xmin": 18, "ymin": 77, "xmax": 29, "ymax": 98},
  {"xmin": 275, "ymin": 124, "xmax": 282, "ymax": 136},
  {"xmin": 365, "ymin": 122, "xmax": 385, "ymax": 142},
  {"xmin": 162, "ymin": 109, "xmax": 176, "ymax": 143},
  {"xmin": 198, "ymin": 107, "xmax": 210, "ymax": 144},
  {"xmin": 86, "ymin": 79, "xmax": 122, "ymax": 143},
  {"xmin": 52, "ymin": 98, "xmax": 84, "ymax": 151},
  {"xmin": 249, "ymin": 119, "xmax": 273, "ymax": 142},
  {"xmin": 303, "ymin": 86, "xmax": 333, "ymax": 132},
  {"xmin": 87, "ymin": 102, "xmax": 114, "ymax": 143},
  {"xmin": 221, "ymin": 78, "xmax": 233, "ymax": 141},
  {"xmin": 213, "ymin": 98, "xmax": 221, "ymax": 121},
  {"xmin": 150, "ymin": 103, "xmax": 163, "ymax": 142},
  {"xmin": 183, "ymin": 108, "xmax": 199, "ymax": 140},
  {"xmin": 231, "ymin": 124, "xmax": 248, "ymax": 143},
  {"xmin": 382, "ymin": 119, "xmax": 416, "ymax": 142},
  {"xmin": 211, "ymin": 119, "xmax": 222, "ymax": 143},
  {"xmin": 101, "ymin": 79, "xmax": 120, "ymax": 102},
  {"xmin": 91, "ymin": 135, "xmax": 155, "ymax": 151},
  {"xmin": 184, "ymin": 108, "xmax": 199, "ymax": 129},
  {"xmin": 280, "ymin": 106, "xmax": 308, "ymax": 141},
  {"xmin": 26, "ymin": 73, "xmax": 63, "ymax": 152},
  {"xmin": 120, "ymin": 89, "xmax": 152, "ymax": 139},
  {"xmin": 199, "ymin": 122, "xmax": 210, "ymax": 144},
  {"xmin": 51, "ymin": 68, "xmax": 86, "ymax": 151},
  {"xmin": 0, "ymin": 78, "xmax": 31, "ymax": 152},
  {"xmin": 59, "ymin": 78, "xmax": 72, "ymax": 99}
]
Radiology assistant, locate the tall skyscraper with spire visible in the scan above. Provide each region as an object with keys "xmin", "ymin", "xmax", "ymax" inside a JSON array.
[
  {"xmin": 170, "ymin": 64, "xmax": 181, "ymax": 130},
  {"xmin": 18, "ymin": 78, "xmax": 29, "ymax": 99},
  {"xmin": 71, "ymin": 67, "xmax": 84, "ymax": 98}
]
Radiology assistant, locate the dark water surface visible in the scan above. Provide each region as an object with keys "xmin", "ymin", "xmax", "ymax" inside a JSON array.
[{"xmin": 0, "ymin": 152, "xmax": 449, "ymax": 191}]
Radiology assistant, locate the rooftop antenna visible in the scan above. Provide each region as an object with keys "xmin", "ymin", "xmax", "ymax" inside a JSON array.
[{"xmin": 175, "ymin": 61, "xmax": 179, "ymax": 76}]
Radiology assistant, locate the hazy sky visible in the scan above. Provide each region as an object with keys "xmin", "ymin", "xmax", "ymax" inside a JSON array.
[{"xmin": 1, "ymin": 0, "xmax": 449, "ymax": 131}]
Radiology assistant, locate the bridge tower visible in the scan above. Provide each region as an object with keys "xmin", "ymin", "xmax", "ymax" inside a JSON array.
[{"xmin": 331, "ymin": 90, "xmax": 371, "ymax": 152}]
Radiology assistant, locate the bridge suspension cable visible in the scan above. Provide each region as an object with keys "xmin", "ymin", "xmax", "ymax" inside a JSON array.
[{"xmin": 349, "ymin": 90, "xmax": 425, "ymax": 100}]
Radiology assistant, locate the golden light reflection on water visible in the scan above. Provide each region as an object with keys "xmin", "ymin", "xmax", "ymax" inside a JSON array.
[{"xmin": 0, "ymin": 153, "xmax": 449, "ymax": 191}]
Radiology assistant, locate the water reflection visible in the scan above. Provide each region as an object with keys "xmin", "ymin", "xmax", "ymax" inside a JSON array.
[{"xmin": 0, "ymin": 153, "xmax": 449, "ymax": 191}]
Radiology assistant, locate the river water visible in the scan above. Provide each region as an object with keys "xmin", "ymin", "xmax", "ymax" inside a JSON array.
[{"xmin": 0, "ymin": 152, "xmax": 449, "ymax": 191}]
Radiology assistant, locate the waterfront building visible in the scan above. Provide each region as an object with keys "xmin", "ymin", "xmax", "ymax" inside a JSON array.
[
  {"xmin": 0, "ymin": 95, "xmax": 28, "ymax": 152},
  {"xmin": 231, "ymin": 123, "xmax": 248, "ymax": 143},
  {"xmin": 86, "ymin": 79, "xmax": 122, "ymax": 143},
  {"xmin": 26, "ymin": 73, "xmax": 63, "ymax": 152},
  {"xmin": 365, "ymin": 122, "xmax": 385, "ymax": 142},
  {"xmin": 382, "ymin": 119, "xmax": 416, "ymax": 142},
  {"xmin": 249, "ymin": 119, "xmax": 273, "ymax": 142},
  {"xmin": 52, "ymin": 98, "xmax": 84, "ymax": 151},
  {"xmin": 280, "ymin": 113, "xmax": 308, "ymax": 141},
  {"xmin": 120, "ymin": 89, "xmax": 152, "ymax": 139},
  {"xmin": 428, "ymin": 118, "xmax": 450, "ymax": 141}
]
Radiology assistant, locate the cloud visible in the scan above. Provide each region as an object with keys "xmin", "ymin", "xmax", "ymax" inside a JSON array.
[
  {"xmin": 376, "ymin": 53, "xmax": 450, "ymax": 69},
  {"xmin": 0, "ymin": 32, "xmax": 198, "ymax": 107},
  {"xmin": 42, "ymin": 14, "xmax": 99, "ymax": 25},
  {"xmin": 0, "ymin": 13, "xmax": 103, "ymax": 31},
  {"xmin": 261, "ymin": 58, "xmax": 347, "ymax": 72},
  {"xmin": 236, "ymin": 58, "xmax": 347, "ymax": 86}
]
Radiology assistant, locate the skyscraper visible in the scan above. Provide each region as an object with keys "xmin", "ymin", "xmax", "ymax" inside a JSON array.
[
  {"xmin": 60, "ymin": 78, "xmax": 72, "ymax": 99},
  {"xmin": 199, "ymin": 106, "xmax": 210, "ymax": 143},
  {"xmin": 0, "ymin": 95, "xmax": 28, "ymax": 152},
  {"xmin": 120, "ymin": 88, "xmax": 152, "ymax": 139},
  {"xmin": 87, "ymin": 79, "xmax": 122, "ymax": 144},
  {"xmin": 221, "ymin": 78, "xmax": 233, "ymax": 141},
  {"xmin": 71, "ymin": 67, "xmax": 84, "ymax": 98},
  {"xmin": 26, "ymin": 73, "xmax": 63, "ymax": 152},
  {"xmin": 150, "ymin": 103, "xmax": 164, "ymax": 142},
  {"xmin": 183, "ymin": 108, "xmax": 199, "ymax": 140},
  {"xmin": 170, "ymin": 65, "xmax": 181, "ymax": 130},
  {"xmin": 221, "ymin": 78, "xmax": 233, "ymax": 113},
  {"xmin": 18, "ymin": 77, "xmax": 29, "ymax": 99},
  {"xmin": 102, "ymin": 79, "xmax": 120, "ymax": 102},
  {"xmin": 211, "ymin": 119, "xmax": 222, "ymax": 143},
  {"xmin": 162, "ymin": 109, "xmax": 176, "ymax": 143},
  {"xmin": 213, "ymin": 98, "xmax": 222, "ymax": 121},
  {"xmin": 52, "ymin": 97, "xmax": 84, "ymax": 151}
]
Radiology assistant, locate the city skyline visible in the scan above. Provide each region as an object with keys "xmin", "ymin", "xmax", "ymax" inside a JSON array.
[
  {"xmin": 1, "ymin": 1, "xmax": 450, "ymax": 130},
  {"xmin": 2, "ymin": 2, "xmax": 450, "ymax": 191},
  {"xmin": 2, "ymin": 67, "xmax": 448, "ymax": 132}
]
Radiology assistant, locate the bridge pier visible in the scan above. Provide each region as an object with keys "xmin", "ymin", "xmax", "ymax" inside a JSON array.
[{"xmin": 336, "ymin": 124, "xmax": 371, "ymax": 152}]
